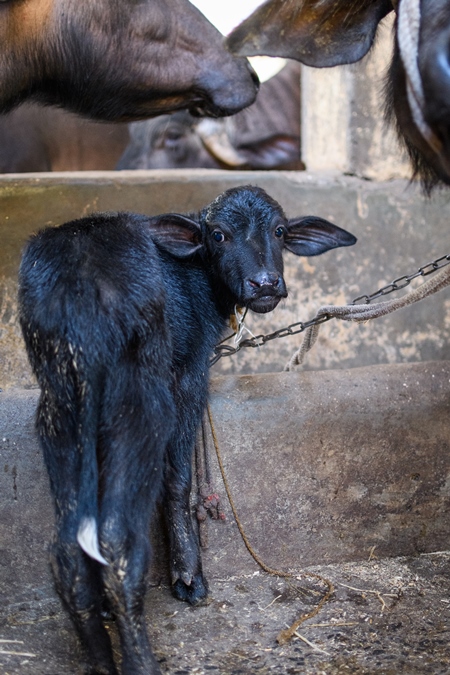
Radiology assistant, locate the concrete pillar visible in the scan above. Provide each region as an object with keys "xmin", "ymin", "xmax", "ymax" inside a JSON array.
[{"xmin": 301, "ymin": 15, "xmax": 411, "ymax": 181}]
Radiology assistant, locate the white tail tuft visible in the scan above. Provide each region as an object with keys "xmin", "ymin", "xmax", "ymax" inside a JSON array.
[{"xmin": 77, "ymin": 517, "xmax": 108, "ymax": 565}]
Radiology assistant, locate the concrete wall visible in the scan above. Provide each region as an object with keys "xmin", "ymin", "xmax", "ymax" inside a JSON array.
[
  {"xmin": 301, "ymin": 15, "xmax": 411, "ymax": 181},
  {"xmin": 2, "ymin": 170, "xmax": 450, "ymax": 388}
]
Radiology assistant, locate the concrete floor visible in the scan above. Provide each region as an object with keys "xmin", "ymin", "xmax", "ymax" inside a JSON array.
[
  {"xmin": 0, "ymin": 540, "xmax": 450, "ymax": 675},
  {"xmin": 1, "ymin": 548, "xmax": 450, "ymax": 674}
]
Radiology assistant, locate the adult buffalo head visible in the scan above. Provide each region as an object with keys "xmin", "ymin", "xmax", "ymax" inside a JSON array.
[
  {"xmin": 227, "ymin": 0, "xmax": 450, "ymax": 191},
  {"xmin": 0, "ymin": 0, "xmax": 258, "ymax": 121}
]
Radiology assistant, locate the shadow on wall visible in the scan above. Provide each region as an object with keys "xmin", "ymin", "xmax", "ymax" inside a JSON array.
[{"xmin": 0, "ymin": 62, "xmax": 302, "ymax": 173}]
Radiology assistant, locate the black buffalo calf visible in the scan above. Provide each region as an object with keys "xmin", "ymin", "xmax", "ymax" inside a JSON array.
[{"xmin": 18, "ymin": 186, "xmax": 356, "ymax": 675}]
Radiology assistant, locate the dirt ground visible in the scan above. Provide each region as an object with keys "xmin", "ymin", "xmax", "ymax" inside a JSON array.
[{"xmin": 1, "ymin": 551, "xmax": 450, "ymax": 675}]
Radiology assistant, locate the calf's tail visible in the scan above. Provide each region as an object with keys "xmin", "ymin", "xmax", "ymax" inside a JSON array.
[
  {"xmin": 74, "ymin": 368, "xmax": 108, "ymax": 567},
  {"xmin": 77, "ymin": 517, "xmax": 108, "ymax": 565}
]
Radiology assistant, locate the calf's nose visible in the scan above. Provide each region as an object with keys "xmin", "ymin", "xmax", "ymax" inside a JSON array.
[
  {"xmin": 249, "ymin": 272, "xmax": 280, "ymax": 287},
  {"xmin": 245, "ymin": 272, "xmax": 284, "ymax": 293}
]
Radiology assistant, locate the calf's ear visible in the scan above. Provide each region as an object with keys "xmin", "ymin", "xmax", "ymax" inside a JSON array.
[
  {"xmin": 285, "ymin": 216, "xmax": 357, "ymax": 256},
  {"xmin": 227, "ymin": 0, "xmax": 392, "ymax": 67},
  {"xmin": 147, "ymin": 214, "xmax": 202, "ymax": 257}
]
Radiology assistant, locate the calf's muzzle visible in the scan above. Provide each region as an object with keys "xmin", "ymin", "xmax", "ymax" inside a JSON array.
[{"xmin": 244, "ymin": 271, "xmax": 287, "ymax": 313}]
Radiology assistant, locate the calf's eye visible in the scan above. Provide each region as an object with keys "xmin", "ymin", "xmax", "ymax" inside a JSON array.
[
  {"xmin": 275, "ymin": 226, "xmax": 285, "ymax": 238},
  {"xmin": 212, "ymin": 230, "xmax": 225, "ymax": 243}
]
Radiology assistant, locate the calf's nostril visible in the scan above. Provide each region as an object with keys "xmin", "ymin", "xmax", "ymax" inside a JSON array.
[
  {"xmin": 248, "ymin": 278, "xmax": 261, "ymax": 288},
  {"xmin": 266, "ymin": 273, "xmax": 281, "ymax": 286},
  {"xmin": 247, "ymin": 273, "xmax": 281, "ymax": 290}
]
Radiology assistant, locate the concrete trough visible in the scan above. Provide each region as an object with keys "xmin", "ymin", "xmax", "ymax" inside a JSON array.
[{"xmin": 2, "ymin": 361, "xmax": 450, "ymax": 589}]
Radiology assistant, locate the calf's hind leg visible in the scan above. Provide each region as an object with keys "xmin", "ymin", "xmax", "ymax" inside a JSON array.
[
  {"xmin": 98, "ymin": 368, "xmax": 175, "ymax": 675},
  {"xmin": 50, "ymin": 533, "xmax": 118, "ymax": 675},
  {"xmin": 37, "ymin": 390, "xmax": 118, "ymax": 675}
]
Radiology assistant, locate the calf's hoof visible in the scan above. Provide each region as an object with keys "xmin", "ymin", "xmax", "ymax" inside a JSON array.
[{"xmin": 172, "ymin": 572, "xmax": 209, "ymax": 606}]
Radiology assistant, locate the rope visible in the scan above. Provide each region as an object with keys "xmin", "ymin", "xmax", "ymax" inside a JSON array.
[
  {"xmin": 195, "ymin": 419, "xmax": 225, "ymax": 549},
  {"xmin": 286, "ymin": 260, "xmax": 450, "ymax": 370},
  {"xmin": 397, "ymin": 0, "xmax": 442, "ymax": 154},
  {"xmin": 206, "ymin": 404, "xmax": 335, "ymax": 645}
]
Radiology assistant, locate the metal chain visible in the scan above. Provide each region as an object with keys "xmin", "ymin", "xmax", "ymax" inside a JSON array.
[
  {"xmin": 210, "ymin": 253, "xmax": 450, "ymax": 366},
  {"xmin": 351, "ymin": 253, "xmax": 450, "ymax": 304}
]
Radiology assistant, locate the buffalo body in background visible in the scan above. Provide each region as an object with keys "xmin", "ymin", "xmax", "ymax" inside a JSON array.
[{"xmin": 227, "ymin": 0, "xmax": 450, "ymax": 190}]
